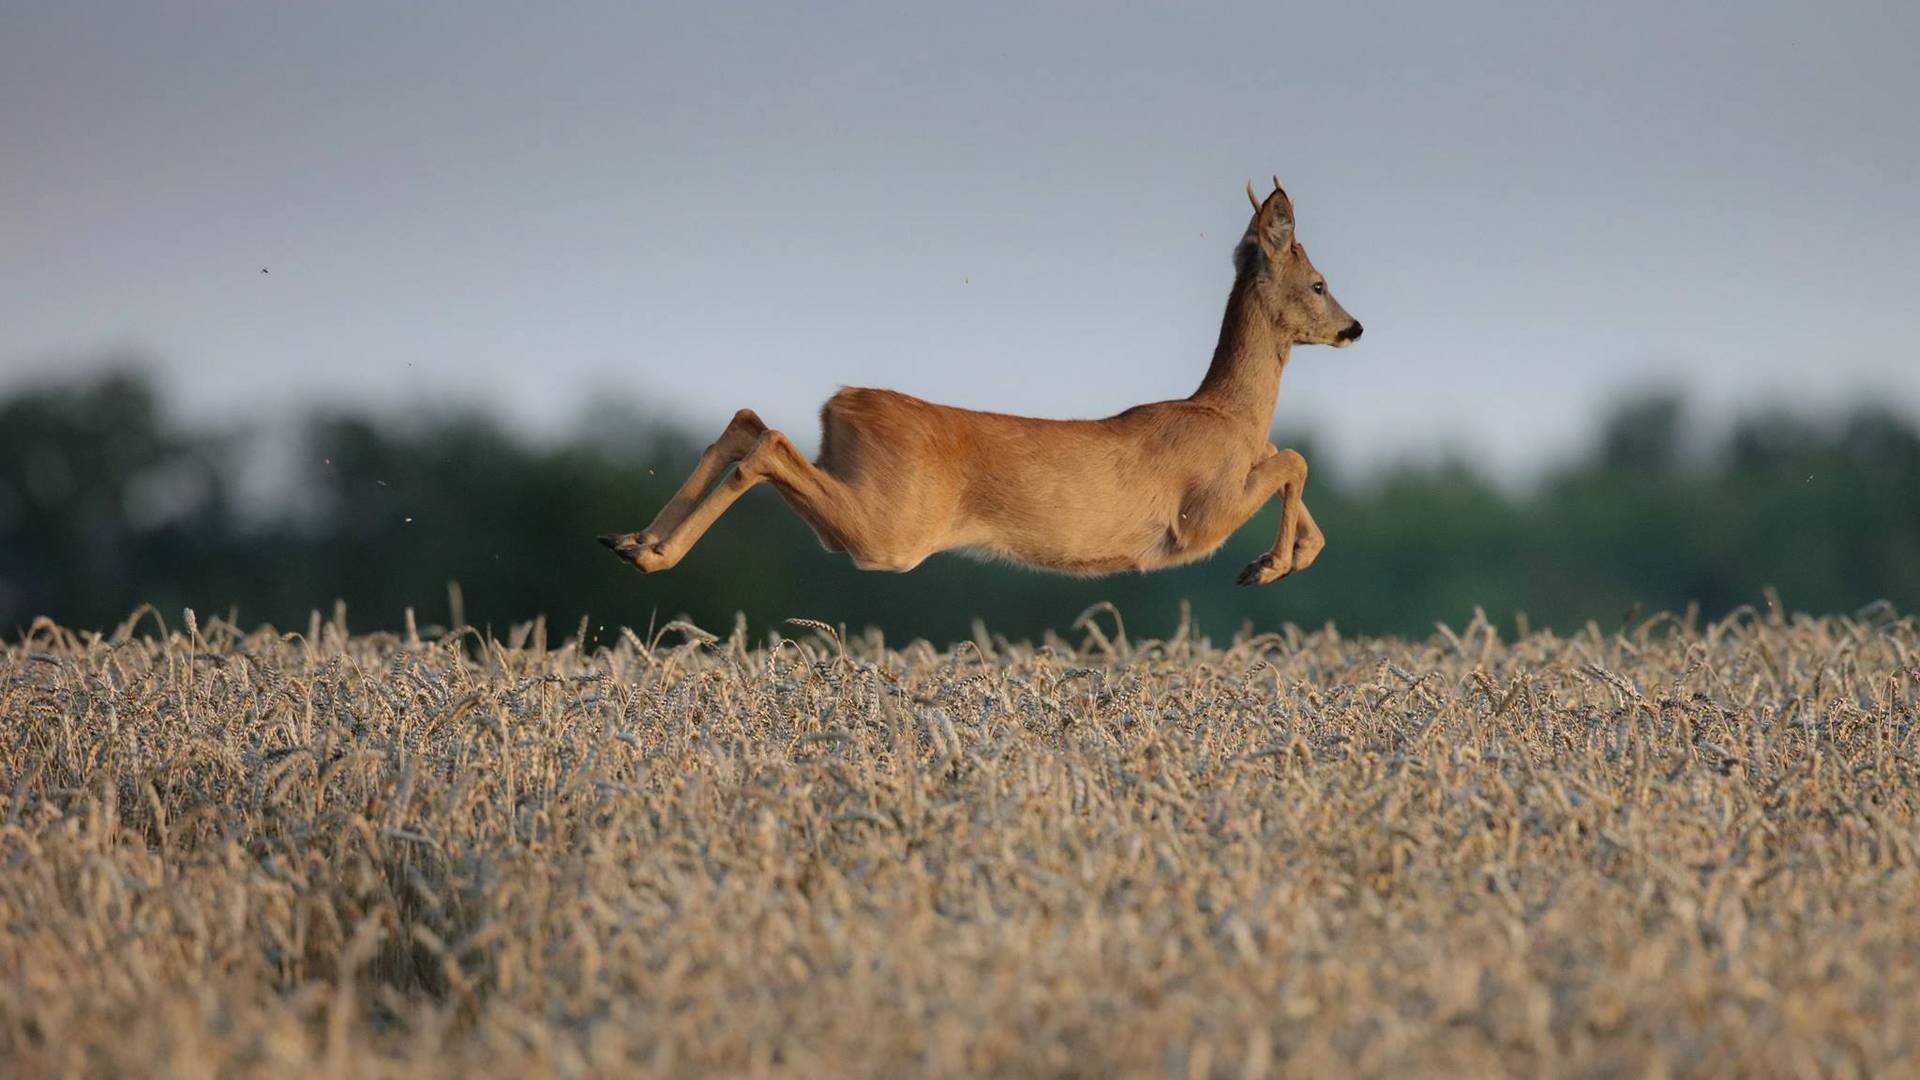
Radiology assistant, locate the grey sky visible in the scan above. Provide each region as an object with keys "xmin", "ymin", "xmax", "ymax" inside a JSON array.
[{"xmin": 4, "ymin": 1, "xmax": 1917, "ymax": 477}]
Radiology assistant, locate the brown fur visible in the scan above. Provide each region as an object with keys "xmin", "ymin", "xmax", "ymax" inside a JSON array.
[{"xmin": 600, "ymin": 178, "xmax": 1363, "ymax": 586}]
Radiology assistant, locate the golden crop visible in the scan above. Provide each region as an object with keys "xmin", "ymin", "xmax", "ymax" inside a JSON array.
[{"xmin": 3, "ymin": 603, "xmax": 1917, "ymax": 1076}]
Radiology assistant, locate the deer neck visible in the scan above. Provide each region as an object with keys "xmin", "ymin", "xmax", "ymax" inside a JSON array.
[{"xmin": 1192, "ymin": 281, "xmax": 1289, "ymax": 432}]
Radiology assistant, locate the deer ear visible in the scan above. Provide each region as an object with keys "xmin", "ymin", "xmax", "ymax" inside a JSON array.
[{"xmin": 1255, "ymin": 183, "xmax": 1295, "ymax": 256}]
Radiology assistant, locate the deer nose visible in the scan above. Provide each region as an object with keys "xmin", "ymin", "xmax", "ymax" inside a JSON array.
[{"xmin": 1338, "ymin": 321, "xmax": 1363, "ymax": 342}]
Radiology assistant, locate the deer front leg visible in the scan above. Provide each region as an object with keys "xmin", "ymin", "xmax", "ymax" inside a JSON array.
[
  {"xmin": 1289, "ymin": 500, "xmax": 1326, "ymax": 572},
  {"xmin": 1235, "ymin": 448, "xmax": 1310, "ymax": 587},
  {"xmin": 598, "ymin": 408, "xmax": 766, "ymax": 566}
]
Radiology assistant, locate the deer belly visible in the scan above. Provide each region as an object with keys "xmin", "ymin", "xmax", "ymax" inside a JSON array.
[{"xmin": 955, "ymin": 506, "xmax": 1170, "ymax": 575}]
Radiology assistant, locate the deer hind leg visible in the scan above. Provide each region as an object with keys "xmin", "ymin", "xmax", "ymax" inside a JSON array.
[
  {"xmin": 1234, "ymin": 448, "xmax": 1311, "ymax": 587},
  {"xmin": 606, "ymin": 429, "xmax": 915, "ymax": 574},
  {"xmin": 748, "ymin": 432, "xmax": 927, "ymax": 571},
  {"xmin": 599, "ymin": 408, "xmax": 766, "ymax": 565}
]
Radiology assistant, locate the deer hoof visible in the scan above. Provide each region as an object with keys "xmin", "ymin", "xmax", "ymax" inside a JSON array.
[
  {"xmin": 1236, "ymin": 553, "xmax": 1291, "ymax": 587},
  {"xmin": 597, "ymin": 532, "xmax": 639, "ymax": 559},
  {"xmin": 598, "ymin": 532, "xmax": 670, "ymax": 572}
]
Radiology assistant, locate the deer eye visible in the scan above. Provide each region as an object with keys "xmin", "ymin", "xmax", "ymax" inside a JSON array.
[{"xmin": 1310, "ymin": 281, "xmax": 1326, "ymax": 295}]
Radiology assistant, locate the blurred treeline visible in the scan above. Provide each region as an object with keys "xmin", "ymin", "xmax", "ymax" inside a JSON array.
[{"xmin": 3, "ymin": 367, "xmax": 1916, "ymax": 645}]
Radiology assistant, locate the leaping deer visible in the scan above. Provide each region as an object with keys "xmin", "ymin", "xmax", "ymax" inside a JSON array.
[{"xmin": 600, "ymin": 177, "xmax": 1362, "ymax": 586}]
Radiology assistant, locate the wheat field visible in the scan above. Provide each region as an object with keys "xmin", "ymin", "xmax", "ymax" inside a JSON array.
[{"xmin": 2, "ymin": 602, "xmax": 1917, "ymax": 1077}]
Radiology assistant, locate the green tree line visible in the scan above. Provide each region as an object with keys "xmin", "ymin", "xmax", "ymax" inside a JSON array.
[{"xmin": 3, "ymin": 368, "xmax": 1915, "ymax": 644}]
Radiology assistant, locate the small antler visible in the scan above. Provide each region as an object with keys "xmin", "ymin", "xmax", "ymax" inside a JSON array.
[
  {"xmin": 1272, "ymin": 175, "xmax": 1292, "ymax": 206},
  {"xmin": 1246, "ymin": 180, "xmax": 1260, "ymax": 211}
]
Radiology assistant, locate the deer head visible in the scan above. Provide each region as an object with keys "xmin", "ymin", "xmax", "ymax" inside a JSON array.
[{"xmin": 1235, "ymin": 178, "xmax": 1363, "ymax": 348}]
